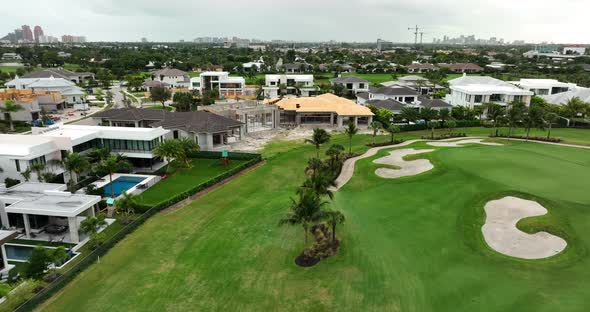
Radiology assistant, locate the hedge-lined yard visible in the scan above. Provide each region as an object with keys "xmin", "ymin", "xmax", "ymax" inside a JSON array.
[{"xmin": 137, "ymin": 158, "xmax": 249, "ymax": 207}]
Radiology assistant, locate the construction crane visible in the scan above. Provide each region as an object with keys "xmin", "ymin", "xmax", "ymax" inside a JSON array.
[{"xmin": 408, "ymin": 25, "xmax": 426, "ymax": 45}]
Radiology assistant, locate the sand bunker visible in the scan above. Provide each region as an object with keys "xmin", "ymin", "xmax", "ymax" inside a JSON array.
[
  {"xmin": 373, "ymin": 148, "xmax": 435, "ymax": 179},
  {"xmin": 427, "ymin": 139, "xmax": 503, "ymax": 147},
  {"xmin": 482, "ymin": 196, "xmax": 567, "ymax": 259}
]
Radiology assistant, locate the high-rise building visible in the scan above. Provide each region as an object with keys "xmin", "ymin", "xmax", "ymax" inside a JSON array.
[
  {"xmin": 62, "ymin": 35, "xmax": 87, "ymax": 43},
  {"xmin": 33, "ymin": 26, "xmax": 44, "ymax": 43},
  {"xmin": 21, "ymin": 25, "xmax": 33, "ymax": 42}
]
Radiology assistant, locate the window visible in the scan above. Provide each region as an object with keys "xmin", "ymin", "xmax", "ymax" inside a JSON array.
[
  {"xmin": 15, "ymin": 159, "xmax": 20, "ymax": 172},
  {"xmin": 29, "ymin": 155, "xmax": 46, "ymax": 166},
  {"xmin": 359, "ymin": 83, "xmax": 365, "ymax": 89},
  {"xmin": 513, "ymin": 95, "xmax": 523, "ymax": 103},
  {"xmin": 173, "ymin": 130, "xmax": 179, "ymax": 139},
  {"xmin": 490, "ymin": 94, "xmax": 502, "ymax": 102},
  {"xmin": 474, "ymin": 95, "xmax": 483, "ymax": 103}
]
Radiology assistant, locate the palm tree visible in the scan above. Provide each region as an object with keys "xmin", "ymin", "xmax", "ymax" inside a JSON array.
[
  {"xmin": 446, "ymin": 119, "xmax": 457, "ymax": 134},
  {"xmin": 438, "ymin": 108, "xmax": 450, "ymax": 126},
  {"xmin": 177, "ymin": 137, "xmax": 199, "ymax": 167},
  {"xmin": 80, "ymin": 214, "xmax": 108, "ymax": 236},
  {"xmin": 325, "ymin": 144, "xmax": 345, "ymax": 171},
  {"xmin": 400, "ymin": 107, "xmax": 418, "ymax": 124},
  {"xmin": 564, "ymin": 97, "xmax": 586, "ymax": 127},
  {"xmin": 153, "ymin": 140, "xmax": 182, "ymax": 170},
  {"xmin": 305, "ymin": 128, "xmax": 331, "ymax": 158},
  {"xmin": 115, "ymin": 193, "xmax": 139, "ymax": 216},
  {"xmin": 0, "ymin": 100, "xmax": 24, "ymax": 132},
  {"xmin": 87, "ymin": 147, "xmax": 111, "ymax": 163},
  {"xmin": 506, "ymin": 102, "xmax": 525, "ymax": 136},
  {"xmin": 323, "ymin": 210, "xmax": 345, "ymax": 242},
  {"xmin": 279, "ymin": 189, "xmax": 328, "ymax": 247},
  {"xmin": 523, "ymin": 104, "xmax": 545, "ymax": 140},
  {"xmin": 427, "ymin": 120, "xmax": 439, "ymax": 139},
  {"xmin": 369, "ymin": 121, "xmax": 382, "ymax": 145},
  {"xmin": 344, "ymin": 122, "xmax": 358, "ymax": 155},
  {"xmin": 486, "ymin": 103, "xmax": 504, "ymax": 136},
  {"xmin": 95, "ymin": 155, "xmax": 133, "ymax": 199},
  {"xmin": 62, "ymin": 152, "xmax": 90, "ymax": 192},
  {"xmin": 420, "ymin": 107, "xmax": 438, "ymax": 123},
  {"xmin": 384, "ymin": 124, "xmax": 400, "ymax": 143},
  {"xmin": 544, "ymin": 112, "xmax": 559, "ymax": 139}
]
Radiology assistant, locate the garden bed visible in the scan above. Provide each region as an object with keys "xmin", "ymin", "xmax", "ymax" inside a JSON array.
[
  {"xmin": 421, "ymin": 133, "xmax": 467, "ymax": 140},
  {"xmin": 490, "ymin": 134, "xmax": 561, "ymax": 143},
  {"xmin": 366, "ymin": 139, "xmax": 405, "ymax": 147}
]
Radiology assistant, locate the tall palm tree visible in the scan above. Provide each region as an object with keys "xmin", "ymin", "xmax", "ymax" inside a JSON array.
[
  {"xmin": 523, "ymin": 104, "xmax": 545, "ymax": 140},
  {"xmin": 323, "ymin": 210, "xmax": 345, "ymax": 242},
  {"xmin": 177, "ymin": 137, "xmax": 200, "ymax": 167},
  {"xmin": 325, "ymin": 144, "xmax": 345, "ymax": 171},
  {"xmin": 115, "ymin": 193, "xmax": 139, "ymax": 216},
  {"xmin": 370, "ymin": 121, "xmax": 382, "ymax": 144},
  {"xmin": 486, "ymin": 103, "xmax": 504, "ymax": 136},
  {"xmin": 279, "ymin": 189, "xmax": 328, "ymax": 247},
  {"xmin": 344, "ymin": 122, "xmax": 358, "ymax": 154},
  {"xmin": 80, "ymin": 214, "xmax": 108, "ymax": 236},
  {"xmin": 0, "ymin": 100, "xmax": 24, "ymax": 132},
  {"xmin": 87, "ymin": 147, "xmax": 111, "ymax": 163},
  {"xmin": 62, "ymin": 152, "xmax": 90, "ymax": 192},
  {"xmin": 506, "ymin": 102, "xmax": 525, "ymax": 136},
  {"xmin": 305, "ymin": 128, "xmax": 331, "ymax": 158},
  {"xmin": 544, "ymin": 112, "xmax": 559, "ymax": 139},
  {"xmin": 385, "ymin": 124, "xmax": 400, "ymax": 143},
  {"xmin": 300, "ymin": 170, "xmax": 336, "ymax": 200},
  {"xmin": 95, "ymin": 155, "xmax": 133, "ymax": 199},
  {"xmin": 420, "ymin": 107, "xmax": 438, "ymax": 123}
]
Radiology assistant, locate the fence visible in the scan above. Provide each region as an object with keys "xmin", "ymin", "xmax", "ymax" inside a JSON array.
[{"xmin": 14, "ymin": 152, "xmax": 262, "ymax": 312}]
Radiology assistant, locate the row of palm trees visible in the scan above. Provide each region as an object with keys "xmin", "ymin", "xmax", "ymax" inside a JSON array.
[
  {"xmin": 280, "ymin": 129, "xmax": 346, "ymax": 253},
  {"xmin": 485, "ymin": 101, "xmax": 559, "ymax": 139},
  {"xmin": 19, "ymin": 147, "xmax": 133, "ymax": 199}
]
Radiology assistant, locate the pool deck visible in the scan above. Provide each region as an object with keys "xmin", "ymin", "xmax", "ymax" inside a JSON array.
[{"xmin": 90, "ymin": 173, "xmax": 161, "ymax": 199}]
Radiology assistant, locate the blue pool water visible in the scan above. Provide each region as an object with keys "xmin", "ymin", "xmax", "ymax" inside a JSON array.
[
  {"xmin": 5, "ymin": 245, "xmax": 33, "ymax": 261},
  {"xmin": 103, "ymin": 176, "xmax": 146, "ymax": 197}
]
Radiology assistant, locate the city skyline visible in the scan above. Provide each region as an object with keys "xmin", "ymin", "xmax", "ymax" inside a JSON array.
[{"xmin": 0, "ymin": 0, "xmax": 588, "ymax": 44}]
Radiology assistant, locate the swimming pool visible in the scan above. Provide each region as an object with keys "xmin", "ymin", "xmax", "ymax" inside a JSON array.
[
  {"xmin": 5, "ymin": 244, "xmax": 33, "ymax": 261},
  {"xmin": 103, "ymin": 176, "xmax": 146, "ymax": 197}
]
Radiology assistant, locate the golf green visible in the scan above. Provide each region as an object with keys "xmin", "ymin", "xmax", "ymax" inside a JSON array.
[{"xmin": 37, "ymin": 136, "xmax": 590, "ymax": 312}]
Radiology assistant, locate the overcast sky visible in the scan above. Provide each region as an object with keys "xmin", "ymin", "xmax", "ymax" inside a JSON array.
[{"xmin": 2, "ymin": 0, "xmax": 589, "ymax": 43}]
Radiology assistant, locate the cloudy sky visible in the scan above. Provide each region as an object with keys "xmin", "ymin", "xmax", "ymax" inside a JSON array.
[{"xmin": 2, "ymin": 0, "xmax": 589, "ymax": 43}]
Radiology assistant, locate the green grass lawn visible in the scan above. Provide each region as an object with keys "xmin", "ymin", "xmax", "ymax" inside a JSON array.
[
  {"xmin": 37, "ymin": 129, "xmax": 590, "ymax": 312},
  {"xmin": 136, "ymin": 158, "xmax": 248, "ymax": 206}
]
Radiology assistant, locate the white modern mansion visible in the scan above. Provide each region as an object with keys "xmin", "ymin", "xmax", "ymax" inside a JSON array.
[
  {"xmin": 509, "ymin": 79, "xmax": 576, "ymax": 96},
  {"xmin": 0, "ymin": 182, "xmax": 102, "ymax": 244},
  {"xmin": 447, "ymin": 75, "xmax": 533, "ymax": 107},
  {"xmin": 263, "ymin": 74, "xmax": 319, "ymax": 98},
  {"xmin": 0, "ymin": 125, "xmax": 170, "ymax": 183},
  {"xmin": 189, "ymin": 72, "xmax": 245, "ymax": 98}
]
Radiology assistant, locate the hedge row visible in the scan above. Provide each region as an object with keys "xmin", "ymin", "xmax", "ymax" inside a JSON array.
[
  {"xmin": 490, "ymin": 135, "xmax": 561, "ymax": 143},
  {"xmin": 14, "ymin": 153, "xmax": 262, "ymax": 312},
  {"xmin": 398, "ymin": 120, "xmax": 484, "ymax": 132}
]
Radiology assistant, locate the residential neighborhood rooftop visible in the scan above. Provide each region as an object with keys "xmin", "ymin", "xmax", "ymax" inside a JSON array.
[{"xmin": 276, "ymin": 93, "xmax": 374, "ymax": 116}]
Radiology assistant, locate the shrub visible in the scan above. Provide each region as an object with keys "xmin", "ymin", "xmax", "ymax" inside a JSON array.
[
  {"xmin": 490, "ymin": 134, "xmax": 561, "ymax": 143},
  {"xmin": 4, "ymin": 177, "xmax": 20, "ymax": 188}
]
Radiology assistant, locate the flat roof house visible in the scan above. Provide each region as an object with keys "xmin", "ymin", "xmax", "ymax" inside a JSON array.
[
  {"xmin": 330, "ymin": 76, "xmax": 370, "ymax": 96},
  {"xmin": 447, "ymin": 75, "xmax": 533, "ymax": 107},
  {"xmin": 189, "ymin": 72, "xmax": 245, "ymax": 98},
  {"xmin": 92, "ymin": 108, "xmax": 245, "ymax": 151},
  {"xmin": 263, "ymin": 74, "xmax": 319, "ymax": 99},
  {"xmin": 145, "ymin": 68, "xmax": 190, "ymax": 90},
  {"xmin": 0, "ymin": 182, "xmax": 102, "ymax": 244},
  {"xmin": 509, "ymin": 79, "xmax": 576, "ymax": 96},
  {"xmin": 0, "ymin": 230, "xmax": 17, "ymax": 278},
  {"xmin": 275, "ymin": 93, "xmax": 374, "ymax": 128}
]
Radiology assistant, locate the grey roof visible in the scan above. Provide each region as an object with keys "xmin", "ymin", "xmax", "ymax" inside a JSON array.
[
  {"xmin": 356, "ymin": 92, "xmax": 370, "ymax": 100},
  {"xmin": 93, "ymin": 108, "xmax": 243, "ymax": 133},
  {"xmin": 22, "ymin": 69, "xmax": 92, "ymax": 80},
  {"xmin": 26, "ymin": 77, "xmax": 76, "ymax": 88},
  {"xmin": 331, "ymin": 76, "xmax": 369, "ymax": 84},
  {"xmin": 370, "ymin": 86, "xmax": 419, "ymax": 96},
  {"xmin": 143, "ymin": 80, "xmax": 170, "ymax": 88},
  {"xmin": 541, "ymin": 87, "xmax": 590, "ymax": 105},
  {"xmin": 283, "ymin": 63, "xmax": 310, "ymax": 70},
  {"xmin": 418, "ymin": 97, "xmax": 453, "ymax": 109},
  {"xmin": 154, "ymin": 68, "xmax": 188, "ymax": 77},
  {"xmin": 366, "ymin": 99, "xmax": 406, "ymax": 112}
]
